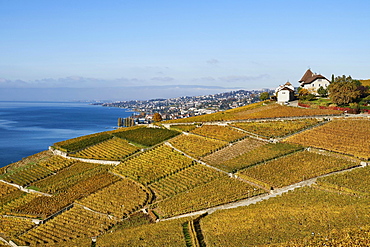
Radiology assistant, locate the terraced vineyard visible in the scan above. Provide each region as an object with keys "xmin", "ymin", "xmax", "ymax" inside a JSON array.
[
  {"xmin": 211, "ymin": 142, "xmax": 303, "ymax": 172},
  {"xmin": 30, "ymin": 162, "xmax": 105, "ymax": 193},
  {"xmin": 112, "ymin": 144, "xmax": 195, "ymax": 185},
  {"xmin": 0, "ymin": 216, "xmax": 35, "ymax": 240},
  {"xmin": 71, "ymin": 137, "xmax": 140, "ymax": 160},
  {"xmin": 95, "ymin": 217, "xmax": 188, "ymax": 247},
  {"xmin": 37, "ymin": 155, "xmax": 76, "ymax": 172},
  {"xmin": 78, "ymin": 178, "xmax": 151, "ymax": 218},
  {"xmin": 170, "ymin": 124, "xmax": 197, "ymax": 132},
  {"xmin": 202, "ymin": 137, "xmax": 266, "ymax": 169},
  {"xmin": 15, "ymin": 204, "xmax": 117, "ymax": 246},
  {"xmin": 3, "ymin": 151, "xmax": 53, "ymax": 172},
  {"xmin": 200, "ymin": 186, "xmax": 370, "ymax": 247},
  {"xmin": 148, "ymin": 164, "xmax": 224, "ymax": 200},
  {"xmin": 52, "ymin": 126, "xmax": 156, "ymax": 153},
  {"xmin": 285, "ymin": 119, "xmax": 370, "ymax": 159},
  {"xmin": 113, "ymin": 127, "xmax": 180, "ymax": 147},
  {"xmin": 1, "ymin": 193, "xmax": 38, "ymax": 215},
  {"xmin": 12, "ymin": 170, "xmax": 119, "ymax": 218},
  {"xmin": 152, "ymin": 176, "xmax": 264, "ymax": 218},
  {"xmin": 0, "ymin": 183, "xmax": 33, "ymax": 214},
  {"xmin": 237, "ymin": 151, "xmax": 358, "ymax": 189},
  {"xmin": 2, "ymin": 102, "xmax": 369, "ymax": 246},
  {"xmin": 169, "ymin": 134, "xmax": 228, "ymax": 158},
  {"xmin": 0, "ymin": 182, "xmax": 20, "ymax": 200},
  {"xmin": 315, "ymin": 165, "xmax": 370, "ymax": 196},
  {"xmin": 54, "ymin": 132, "xmax": 113, "ymax": 152},
  {"xmin": 279, "ymin": 226, "xmax": 370, "ymax": 246},
  {"xmin": 0, "ymin": 163, "xmax": 53, "ymax": 187},
  {"xmin": 230, "ymin": 118, "xmax": 322, "ymax": 138},
  {"xmin": 189, "ymin": 125, "xmax": 247, "ymax": 142}
]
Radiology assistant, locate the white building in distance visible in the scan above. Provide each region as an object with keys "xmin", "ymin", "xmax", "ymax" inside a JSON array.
[{"xmin": 275, "ymin": 82, "xmax": 295, "ymax": 102}]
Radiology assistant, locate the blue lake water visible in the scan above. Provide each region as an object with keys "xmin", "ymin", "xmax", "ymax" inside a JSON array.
[{"xmin": 0, "ymin": 101, "xmax": 133, "ymax": 168}]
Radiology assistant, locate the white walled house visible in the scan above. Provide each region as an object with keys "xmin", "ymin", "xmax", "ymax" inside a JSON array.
[
  {"xmin": 275, "ymin": 82, "xmax": 295, "ymax": 102},
  {"xmin": 299, "ymin": 69, "xmax": 330, "ymax": 94}
]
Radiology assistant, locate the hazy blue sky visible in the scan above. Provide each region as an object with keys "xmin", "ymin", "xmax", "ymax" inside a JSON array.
[{"xmin": 0, "ymin": 0, "xmax": 369, "ymax": 100}]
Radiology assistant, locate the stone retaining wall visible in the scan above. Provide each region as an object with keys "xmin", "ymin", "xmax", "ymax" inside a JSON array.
[{"xmin": 49, "ymin": 146, "xmax": 120, "ymax": 165}]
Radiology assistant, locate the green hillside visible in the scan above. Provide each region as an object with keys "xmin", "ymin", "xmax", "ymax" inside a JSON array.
[{"xmin": 1, "ymin": 102, "xmax": 370, "ymax": 246}]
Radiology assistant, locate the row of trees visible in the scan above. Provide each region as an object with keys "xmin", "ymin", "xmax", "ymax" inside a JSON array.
[{"xmin": 118, "ymin": 113, "xmax": 163, "ymax": 127}]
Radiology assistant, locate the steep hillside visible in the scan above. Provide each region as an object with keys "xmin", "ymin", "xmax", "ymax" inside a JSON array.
[{"xmin": 1, "ymin": 102, "xmax": 369, "ymax": 246}]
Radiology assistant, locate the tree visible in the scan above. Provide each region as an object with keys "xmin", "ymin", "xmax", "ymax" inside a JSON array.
[
  {"xmin": 298, "ymin": 88, "xmax": 315, "ymax": 101},
  {"xmin": 259, "ymin": 92, "xmax": 270, "ymax": 101},
  {"xmin": 328, "ymin": 75, "xmax": 361, "ymax": 105},
  {"xmin": 152, "ymin": 113, "xmax": 162, "ymax": 122},
  {"xmin": 317, "ymin": 86, "xmax": 328, "ymax": 97}
]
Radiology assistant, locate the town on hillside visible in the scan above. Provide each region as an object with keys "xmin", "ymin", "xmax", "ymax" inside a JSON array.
[
  {"xmin": 104, "ymin": 89, "xmax": 273, "ymax": 124},
  {"xmin": 108, "ymin": 69, "xmax": 369, "ymax": 125}
]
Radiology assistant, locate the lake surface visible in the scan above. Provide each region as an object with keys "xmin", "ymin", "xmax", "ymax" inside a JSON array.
[{"xmin": 0, "ymin": 101, "xmax": 133, "ymax": 168}]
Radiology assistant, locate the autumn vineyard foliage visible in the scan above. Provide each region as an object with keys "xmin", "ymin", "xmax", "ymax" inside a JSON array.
[
  {"xmin": 237, "ymin": 151, "xmax": 358, "ymax": 189},
  {"xmin": 230, "ymin": 118, "xmax": 322, "ymax": 138},
  {"xmin": 148, "ymin": 164, "xmax": 224, "ymax": 200},
  {"xmin": 170, "ymin": 124, "xmax": 198, "ymax": 132},
  {"xmin": 112, "ymin": 144, "xmax": 196, "ymax": 185},
  {"xmin": 78, "ymin": 178, "xmax": 151, "ymax": 218},
  {"xmin": 1, "ymin": 102, "xmax": 370, "ymax": 246},
  {"xmin": 189, "ymin": 124, "xmax": 247, "ymax": 142},
  {"xmin": 201, "ymin": 137, "xmax": 266, "ymax": 168},
  {"xmin": 200, "ymin": 186, "xmax": 370, "ymax": 247},
  {"xmin": 168, "ymin": 134, "xmax": 228, "ymax": 158},
  {"xmin": 16, "ymin": 204, "xmax": 118, "ymax": 246},
  {"xmin": 70, "ymin": 137, "xmax": 140, "ymax": 160},
  {"xmin": 285, "ymin": 118, "xmax": 370, "ymax": 159},
  {"xmin": 152, "ymin": 176, "xmax": 265, "ymax": 218},
  {"xmin": 111, "ymin": 126, "xmax": 180, "ymax": 147},
  {"xmin": 208, "ymin": 142, "xmax": 303, "ymax": 173}
]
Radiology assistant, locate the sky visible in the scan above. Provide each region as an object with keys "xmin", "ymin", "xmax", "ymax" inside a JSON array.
[{"xmin": 0, "ymin": 0, "xmax": 369, "ymax": 101}]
